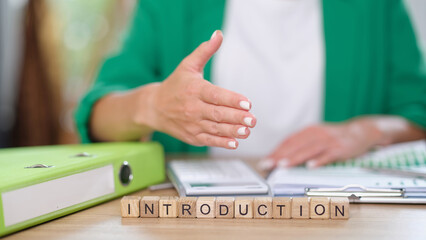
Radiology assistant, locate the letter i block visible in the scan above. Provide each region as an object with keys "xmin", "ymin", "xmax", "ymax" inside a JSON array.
[
  {"xmin": 291, "ymin": 197, "xmax": 310, "ymax": 219},
  {"xmin": 254, "ymin": 197, "xmax": 272, "ymax": 219},
  {"xmin": 310, "ymin": 197, "xmax": 330, "ymax": 219},
  {"xmin": 140, "ymin": 196, "xmax": 160, "ymax": 218},
  {"xmin": 215, "ymin": 197, "xmax": 234, "ymax": 219},
  {"xmin": 235, "ymin": 197, "xmax": 254, "ymax": 219},
  {"xmin": 121, "ymin": 196, "xmax": 141, "ymax": 218},
  {"xmin": 178, "ymin": 197, "xmax": 197, "ymax": 218},
  {"xmin": 272, "ymin": 197, "xmax": 292, "ymax": 219},
  {"xmin": 196, "ymin": 197, "xmax": 216, "ymax": 218},
  {"xmin": 330, "ymin": 197, "xmax": 350, "ymax": 219},
  {"xmin": 159, "ymin": 196, "xmax": 178, "ymax": 218}
]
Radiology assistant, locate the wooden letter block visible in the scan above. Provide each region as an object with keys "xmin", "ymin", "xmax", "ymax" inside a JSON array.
[
  {"xmin": 215, "ymin": 197, "xmax": 234, "ymax": 219},
  {"xmin": 235, "ymin": 197, "xmax": 254, "ymax": 219},
  {"xmin": 310, "ymin": 197, "xmax": 330, "ymax": 219},
  {"xmin": 121, "ymin": 196, "xmax": 141, "ymax": 218},
  {"xmin": 159, "ymin": 196, "xmax": 178, "ymax": 218},
  {"xmin": 178, "ymin": 197, "xmax": 197, "ymax": 218},
  {"xmin": 291, "ymin": 197, "xmax": 310, "ymax": 219},
  {"xmin": 254, "ymin": 197, "xmax": 272, "ymax": 219},
  {"xmin": 140, "ymin": 196, "xmax": 160, "ymax": 218},
  {"xmin": 330, "ymin": 197, "xmax": 350, "ymax": 219},
  {"xmin": 196, "ymin": 197, "xmax": 216, "ymax": 218},
  {"xmin": 272, "ymin": 197, "xmax": 292, "ymax": 219}
]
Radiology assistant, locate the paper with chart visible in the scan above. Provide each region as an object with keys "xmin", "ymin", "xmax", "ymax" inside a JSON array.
[{"xmin": 267, "ymin": 140, "xmax": 426, "ymax": 197}]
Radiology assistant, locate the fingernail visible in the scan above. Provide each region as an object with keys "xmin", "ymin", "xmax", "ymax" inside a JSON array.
[
  {"xmin": 237, "ymin": 127, "xmax": 247, "ymax": 135},
  {"xmin": 239, "ymin": 101, "xmax": 251, "ymax": 110},
  {"xmin": 306, "ymin": 160, "xmax": 317, "ymax": 169},
  {"xmin": 210, "ymin": 30, "xmax": 217, "ymax": 40},
  {"xmin": 258, "ymin": 158, "xmax": 275, "ymax": 171},
  {"xmin": 228, "ymin": 141, "xmax": 237, "ymax": 149},
  {"xmin": 244, "ymin": 117, "xmax": 253, "ymax": 127},
  {"xmin": 277, "ymin": 159, "xmax": 289, "ymax": 168}
]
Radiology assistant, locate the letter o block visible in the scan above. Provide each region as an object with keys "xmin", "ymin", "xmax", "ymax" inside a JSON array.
[
  {"xmin": 310, "ymin": 197, "xmax": 330, "ymax": 219},
  {"xmin": 196, "ymin": 197, "xmax": 216, "ymax": 218},
  {"xmin": 254, "ymin": 197, "xmax": 272, "ymax": 219},
  {"xmin": 215, "ymin": 197, "xmax": 234, "ymax": 219}
]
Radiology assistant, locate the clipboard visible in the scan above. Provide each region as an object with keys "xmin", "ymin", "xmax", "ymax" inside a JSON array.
[{"xmin": 305, "ymin": 184, "xmax": 426, "ymax": 204}]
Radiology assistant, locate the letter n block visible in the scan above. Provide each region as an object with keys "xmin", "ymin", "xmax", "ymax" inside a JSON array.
[
  {"xmin": 235, "ymin": 197, "xmax": 254, "ymax": 219},
  {"xmin": 215, "ymin": 197, "xmax": 234, "ymax": 219},
  {"xmin": 178, "ymin": 197, "xmax": 197, "ymax": 218},
  {"xmin": 272, "ymin": 197, "xmax": 291, "ymax": 219},
  {"xmin": 196, "ymin": 197, "xmax": 216, "ymax": 218},
  {"xmin": 291, "ymin": 197, "xmax": 310, "ymax": 219},
  {"xmin": 121, "ymin": 196, "xmax": 141, "ymax": 218},
  {"xmin": 310, "ymin": 197, "xmax": 330, "ymax": 219},
  {"xmin": 254, "ymin": 197, "xmax": 272, "ymax": 219},
  {"xmin": 330, "ymin": 197, "xmax": 350, "ymax": 220},
  {"xmin": 159, "ymin": 196, "xmax": 178, "ymax": 218},
  {"xmin": 140, "ymin": 196, "xmax": 160, "ymax": 218}
]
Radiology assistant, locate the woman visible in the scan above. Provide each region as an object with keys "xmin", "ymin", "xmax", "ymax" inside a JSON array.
[{"xmin": 75, "ymin": 0, "xmax": 425, "ymax": 168}]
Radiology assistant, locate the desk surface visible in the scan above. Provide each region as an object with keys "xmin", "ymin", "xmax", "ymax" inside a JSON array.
[{"xmin": 4, "ymin": 158, "xmax": 426, "ymax": 240}]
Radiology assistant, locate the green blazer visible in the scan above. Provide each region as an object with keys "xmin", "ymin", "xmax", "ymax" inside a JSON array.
[{"xmin": 75, "ymin": 0, "xmax": 426, "ymax": 153}]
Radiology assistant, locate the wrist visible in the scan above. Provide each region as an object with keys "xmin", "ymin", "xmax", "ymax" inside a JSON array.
[
  {"xmin": 347, "ymin": 117, "xmax": 389, "ymax": 147},
  {"xmin": 131, "ymin": 83, "xmax": 161, "ymax": 132}
]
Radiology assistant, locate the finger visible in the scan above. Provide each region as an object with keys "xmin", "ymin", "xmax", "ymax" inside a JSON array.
[
  {"xmin": 181, "ymin": 30, "xmax": 223, "ymax": 73},
  {"xmin": 200, "ymin": 120, "xmax": 250, "ymax": 139},
  {"xmin": 201, "ymin": 104, "xmax": 257, "ymax": 127},
  {"xmin": 283, "ymin": 142, "xmax": 329, "ymax": 168},
  {"xmin": 195, "ymin": 133, "xmax": 238, "ymax": 149},
  {"xmin": 306, "ymin": 149, "xmax": 341, "ymax": 168},
  {"xmin": 200, "ymin": 83, "xmax": 252, "ymax": 110}
]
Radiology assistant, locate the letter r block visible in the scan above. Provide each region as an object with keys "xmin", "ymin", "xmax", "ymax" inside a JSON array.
[
  {"xmin": 254, "ymin": 197, "xmax": 272, "ymax": 219},
  {"xmin": 140, "ymin": 196, "xmax": 160, "ymax": 218},
  {"xmin": 178, "ymin": 197, "xmax": 197, "ymax": 218},
  {"xmin": 215, "ymin": 197, "xmax": 234, "ymax": 219}
]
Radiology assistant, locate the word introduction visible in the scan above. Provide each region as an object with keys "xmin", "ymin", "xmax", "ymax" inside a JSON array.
[{"xmin": 121, "ymin": 196, "xmax": 349, "ymax": 219}]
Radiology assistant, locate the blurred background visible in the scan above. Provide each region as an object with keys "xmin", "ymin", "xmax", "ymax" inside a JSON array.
[{"xmin": 0, "ymin": 0, "xmax": 425, "ymax": 148}]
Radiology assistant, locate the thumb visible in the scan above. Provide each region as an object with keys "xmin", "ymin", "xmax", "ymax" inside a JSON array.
[{"xmin": 182, "ymin": 30, "xmax": 223, "ymax": 73}]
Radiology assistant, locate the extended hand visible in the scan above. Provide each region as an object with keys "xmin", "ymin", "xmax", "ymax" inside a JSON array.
[{"xmin": 134, "ymin": 31, "xmax": 256, "ymax": 149}]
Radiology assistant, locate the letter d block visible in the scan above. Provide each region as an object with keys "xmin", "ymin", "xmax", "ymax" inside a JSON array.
[
  {"xmin": 215, "ymin": 197, "xmax": 234, "ymax": 219},
  {"xmin": 121, "ymin": 196, "xmax": 141, "ymax": 218},
  {"xmin": 159, "ymin": 196, "xmax": 178, "ymax": 218},
  {"xmin": 291, "ymin": 197, "xmax": 310, "ymax": 219},
  {"xmin": 330, "ymin": 197, "xmax": 350, "ymax": 220},
  {"xmin": 178, "ymin": 197, "xmax": 197, "ymax": 218},
  {"xmin": 310, "ymin": 197, "xmax": 330, "ymax": 219},
  {"xmin": 254, "ymin": 197, "xmax": 272, "ymax": 219},
  {"xmin": 235, "ymin": 197, "xmax": 254, "ymax": 219},
  {"xmin": 196, "ymin": 197, "xmax": 216, "ymax": 218},
  {"xmin": 140, "ymin": 196, "xmax": 160, "ymax": 218}
]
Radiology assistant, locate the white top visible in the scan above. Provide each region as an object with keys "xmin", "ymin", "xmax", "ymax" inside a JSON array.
[{"xmin": 210, "ymin": 0, "xmax": 325, "ymax": 157}]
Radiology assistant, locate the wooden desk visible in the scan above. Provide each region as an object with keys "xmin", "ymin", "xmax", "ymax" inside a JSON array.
[{"xmin": 4, "ymin": 158, "xmax": 426, "ymax": 240}]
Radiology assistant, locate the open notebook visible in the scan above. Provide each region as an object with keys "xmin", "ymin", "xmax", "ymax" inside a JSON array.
[{"xmin": 267, "ymin": 140, "xmax": 426, "ymax": 200}]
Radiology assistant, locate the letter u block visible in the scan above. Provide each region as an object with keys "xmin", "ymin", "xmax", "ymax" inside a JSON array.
[{"xmin": 235, "ymin": 197, "xmax": 254, "ymax": 219}]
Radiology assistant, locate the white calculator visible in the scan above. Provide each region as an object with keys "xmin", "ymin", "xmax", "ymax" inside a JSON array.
[{"xmin": 167, "ymin": 159, "xmax": 270, "ymax": 196}]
